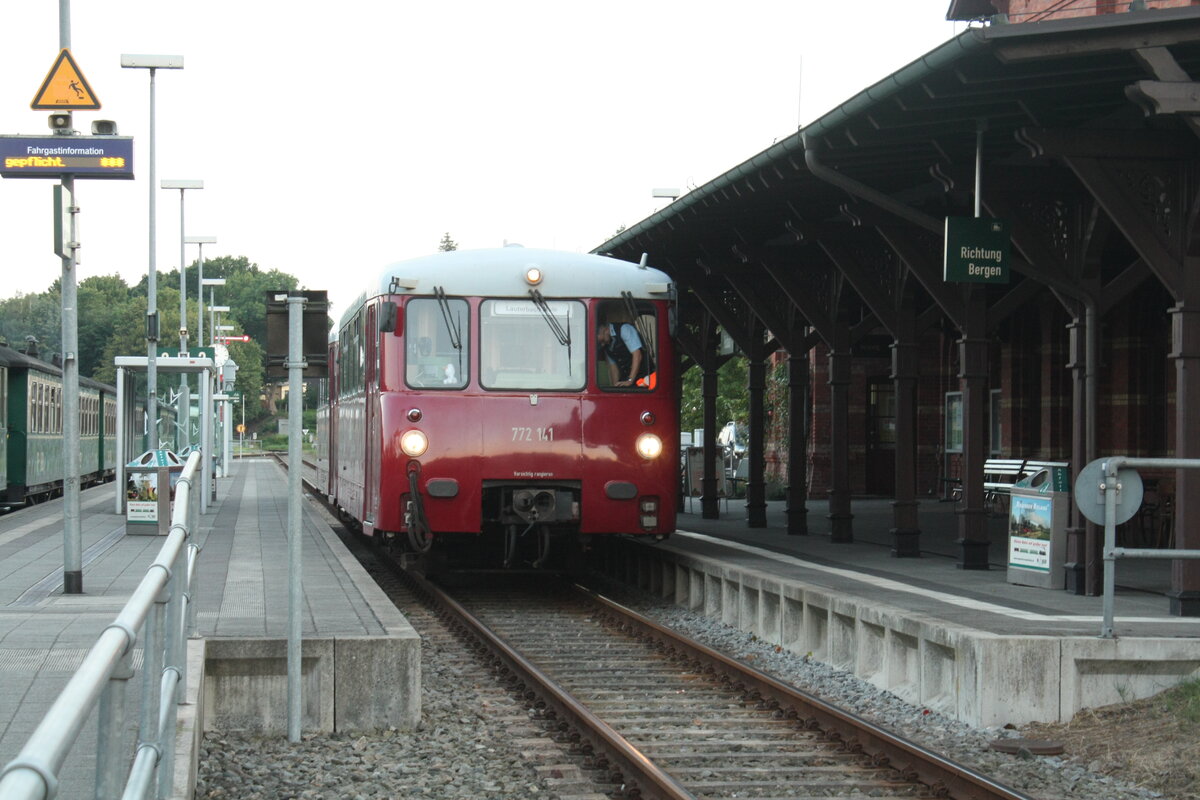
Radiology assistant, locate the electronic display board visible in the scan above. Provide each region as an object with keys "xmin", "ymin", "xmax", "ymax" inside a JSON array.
[{"xmin": 0, "ymin": 135, "xmax": 133, "ymax": 179}]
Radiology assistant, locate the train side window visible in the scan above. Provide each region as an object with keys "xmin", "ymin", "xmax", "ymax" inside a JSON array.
[
  {"xmin": 595, "ymin": 303, "xmax": 659, "ymax": 391},
  {"xmin": 405, "ymin": 297, "xmax": 469, "ymax": 389}
]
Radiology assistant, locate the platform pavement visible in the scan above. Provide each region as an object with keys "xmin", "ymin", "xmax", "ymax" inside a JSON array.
[
  {"xmin": 0, "ymin": 457, "xmax": 418, "ymax": 800},
  {"xmin": 675, "ymin": 494, "xmax": 1184, "ymax": 637}
]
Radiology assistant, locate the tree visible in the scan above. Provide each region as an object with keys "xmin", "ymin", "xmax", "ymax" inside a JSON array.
[
  {"xmin": 679, "ymin": 355, "xmax": 749, "ymax": 436},
  {"xmin": 0, "ymin": 290, "xmax": 61, "ymax": 357},
  {"xmin": 78, "ymin": 274, "xmax": 133, "ymax": 376},
  {"xmin": 438, "ymin": 232, "xmax": 458, "ymax": 252}
]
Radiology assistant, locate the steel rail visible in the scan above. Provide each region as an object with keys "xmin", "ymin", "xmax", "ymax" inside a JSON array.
[
  {"xmin": 576, "ymin": 584, "xmax": 1036, "ymax": 800},
  {"xmin": 407, "ymin": 570, "xmax": 696, "ymax": 800}
]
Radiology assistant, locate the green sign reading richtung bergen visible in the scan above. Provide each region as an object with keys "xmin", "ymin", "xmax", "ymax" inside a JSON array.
[{"xmin": 944, "ymin": 217, "xmax": 1010, "ymax": 284}]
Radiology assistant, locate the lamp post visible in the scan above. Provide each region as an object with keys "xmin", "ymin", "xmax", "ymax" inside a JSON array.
[
  {"xmin": 221, "ymin": 359, "xmax": 239, "ymax": 478},
  {"xmin": 122, "ymin": 54, "xmax": 183, "ymax": 450},
  {"xmin": 162, "ymin": 180, "xmax": 202, "ymax": 451},
  {"xmin": 161, "ymin": 180, "xmax": 202, "ymax": 353},
  {"xmin": 209, "ymin": 306, "xmax": 231, "ymax": 345},
  {"xmin": 200, "ymin": 276, "xmax": 226, "ymax": 346},
  {"xmin": 188, "ymin": 236, "xmax": 218, "ymax": 346}
]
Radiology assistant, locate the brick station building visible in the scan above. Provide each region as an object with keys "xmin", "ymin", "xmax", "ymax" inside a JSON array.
[{"xmin": 597, "ymin": 1, "xmax": 1200, "ymax": 612}]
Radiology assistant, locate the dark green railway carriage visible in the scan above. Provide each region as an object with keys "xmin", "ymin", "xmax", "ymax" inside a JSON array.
[{"xmin": 1, "ymin": 344, "xmax": 117, "ymax": 505}]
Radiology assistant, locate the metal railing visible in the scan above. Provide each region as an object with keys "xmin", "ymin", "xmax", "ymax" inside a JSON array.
[
  {"xmin": 0, "ymin": 450, "xmax": 204, "ymax": 799},
  {"xmin": 1096, "ymin": 456, "xmax": 1200, "ymax": 638}
]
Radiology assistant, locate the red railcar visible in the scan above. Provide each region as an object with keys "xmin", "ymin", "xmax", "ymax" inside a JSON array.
[{"xmin": 316, "ymin": 247, "xmax": 677, "ymax": 568}]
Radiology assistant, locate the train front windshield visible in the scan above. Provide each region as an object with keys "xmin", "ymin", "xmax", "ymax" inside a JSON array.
[{"xmin": 480, "ymin": 299, "xmax": 586, "ymax": 391}]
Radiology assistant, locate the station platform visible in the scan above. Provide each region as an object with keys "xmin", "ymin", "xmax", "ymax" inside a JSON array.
[
  {"xmin": 597, "ymin": 495, "xmax": 1200, "ymax": 728},
  {"xmin": 0, "ymin": 458, "xmax": 419, "ymax": 800}
]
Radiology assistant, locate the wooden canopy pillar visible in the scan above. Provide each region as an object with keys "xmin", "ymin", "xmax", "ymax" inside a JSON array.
[
  {"xmin": 827, "ymin": 322, "xmax": 854, "ymax": 543},
  {"xmin": 819, "ymin": 231, "xmax": 924, "ymax": 555},
  {"xmin": 786, "ymin": 352, "xmax": 811, "ymax": 535},
  {"xmin": 891, "ymin": 309, "xmax": 921, "ymax": 557},
  {"xmin": 957, "ymin": 285, "xmax": 991, "ymax": 569},
  {"xmin": 744, "ymin": 318, "xmax": 769, "ymax": 528}
]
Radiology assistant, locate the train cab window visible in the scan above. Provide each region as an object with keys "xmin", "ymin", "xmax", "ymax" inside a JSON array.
[
  {"xmin": 596, "ymin": 303, "xmax": 659, "ymax": 391},
  {"xmin": 405, "ymin": 298, "xmax": 469, "ymax": 389},
  {"xmin": 480, "ymin": 299, "xmax": 585, "ymax": 391}
]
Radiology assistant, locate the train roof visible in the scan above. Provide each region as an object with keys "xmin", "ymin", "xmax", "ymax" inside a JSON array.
[
  {"xmin": 0, "ymin": 342, "xmax": 116, "ymax": 392},
  {"xmin": 339, "ymin": 247, "xmax": 673, "ymax": 331}
]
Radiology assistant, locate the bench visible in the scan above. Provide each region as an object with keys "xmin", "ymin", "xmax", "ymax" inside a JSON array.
[{"xmin": 947, "ymin": 458, "xmax": 1070, "ymax": 511}]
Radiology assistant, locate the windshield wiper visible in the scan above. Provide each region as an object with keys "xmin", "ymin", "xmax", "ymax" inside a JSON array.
[
  {"xmin": 529, "ymin": 289, "xmax": 571, "ymax": 346},
  {"xmin": 433, "ymin": 285, "xmax": 464, "ymax": 375},
  {"xmin": 433, "ymin": 286, "xmax": 463, "ymax": 351}
]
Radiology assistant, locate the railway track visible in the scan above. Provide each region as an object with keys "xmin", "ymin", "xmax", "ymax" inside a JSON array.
[
  {"xmin": 287, "ymin": 453, "xmax": 1033, "ymax": 799},
  {"xmin": 411, "ymin": 576, "xmax": 1036, "ymax": 800}
]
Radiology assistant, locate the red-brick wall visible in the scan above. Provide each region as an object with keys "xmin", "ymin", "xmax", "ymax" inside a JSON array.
[{"xmin": 991, "ymin": 0, "xmax": 1199, "ymax": 23}]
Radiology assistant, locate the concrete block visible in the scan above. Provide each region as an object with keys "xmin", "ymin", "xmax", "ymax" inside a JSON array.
[
  {"xmin": 1060, "ymin": 637, "xmax": 1200, "ymax": 718},
  {"xmin": 920, "ymin": 639, "xmax": 958, "ymax": 716},
  {"xmin": 802, "ymin": 598, "xmax": 828, "ymax": 661},
  {"xmin": 334, "ymin": 636, "xmax": 421, "ymax": 731},
  {"xmin": 203, "ymin": 638, "xmax": 334, "ymax": 731},
  {"xmin": 971, "ymin": 636, "xmax": 1061, "ymax": 727},
  {"xmin": 760, "ymin": 585, "xmax": 782, "ymax": 646}
]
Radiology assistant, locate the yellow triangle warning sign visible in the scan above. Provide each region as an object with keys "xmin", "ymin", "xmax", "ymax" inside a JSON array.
[{"xmin": 31, "ymin": 49, "xmax": 101, "ymax": 110}]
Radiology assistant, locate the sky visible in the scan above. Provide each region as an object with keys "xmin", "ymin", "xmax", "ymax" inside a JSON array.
[{"xmin": 0, "ymin": 2, "xmax": 965, "ymax": 324}]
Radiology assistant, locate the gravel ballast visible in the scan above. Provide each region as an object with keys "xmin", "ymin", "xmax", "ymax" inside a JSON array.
[{"xmin": 196, "ymin": 574, "xmax": 1164, "ymax": 800}]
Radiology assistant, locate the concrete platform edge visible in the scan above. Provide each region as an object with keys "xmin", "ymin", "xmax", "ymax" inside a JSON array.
[
  {"xmin": 172, "ymin": 638, "xmax": 206, "ymax": 800},
  {"xmin": 604, "ymin": 537, "xmax": 1200, "ymax": 726}
]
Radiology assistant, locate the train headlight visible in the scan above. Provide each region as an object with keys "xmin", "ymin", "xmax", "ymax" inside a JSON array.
[
  {"xmin": 400, "ymin": 429, "xmax": 429, "ymax": 457},
  {"xmin": 524, "ymin": 266, "xmax": 543, "ymax": 285},
  {"xmin": 635, "ymin": 432, "xmax": 663, "ymax": 460}
]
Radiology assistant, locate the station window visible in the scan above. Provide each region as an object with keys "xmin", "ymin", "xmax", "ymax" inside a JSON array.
[
  {"xmin": 406, "ymin": 297, "xmax": 469, "ymax": 389},
  {"xmin": 595, "ymin": 301, "xmax": 658, "ymax": 391},
  {"xmin": 479, "ymin": 298, "xmax": 584, "ymax": 391}
]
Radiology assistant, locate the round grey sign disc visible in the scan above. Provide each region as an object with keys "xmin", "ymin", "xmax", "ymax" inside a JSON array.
[{"xmin": 1073, "ymin": 458, "xmax": 1143, "ymax": 526}]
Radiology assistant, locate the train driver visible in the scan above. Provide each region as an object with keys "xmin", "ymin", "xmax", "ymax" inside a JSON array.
[{"xmin": 596, "ymin": 321, "xmax": 654, "ymax": 388}]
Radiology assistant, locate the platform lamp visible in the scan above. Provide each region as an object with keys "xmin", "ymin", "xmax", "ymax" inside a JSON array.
[
  {"xmin": 162, "ymin": 179, "xmax": 202, "ymax": 451},
  {"xmin": 190, "ymin": 238, "xmax": 219, "ymax": 345},
  {"xmin": 121, "ymin": 53, "xmax": 184, "ymax": 450},
  {"xmin": 198, "ymin": 272, "xmax": 224, "ymax": 347},
  {"xmin": 220, "ymin": 358, "xmax": 238, "ymax": 478},
  {"xmin": 209, "ymin": 305, "xmax": 231, "ymax": 347}
]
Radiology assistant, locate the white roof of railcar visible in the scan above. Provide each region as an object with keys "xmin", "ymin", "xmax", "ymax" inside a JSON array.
[{"xmin": 338, "ymin": 247, "xmax": 672, "ymax": 331}]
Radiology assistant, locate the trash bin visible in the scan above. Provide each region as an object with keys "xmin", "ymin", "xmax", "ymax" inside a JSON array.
[
  {"xmin": 1007, "ymin": 465, "xmax": 1071, "ymax": 589},
  {"xmin": 125, "ymin": 449, "xmax": 185, "ymax": 535}
]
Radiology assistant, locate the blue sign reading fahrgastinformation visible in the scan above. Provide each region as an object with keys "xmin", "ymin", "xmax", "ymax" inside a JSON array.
[
  {"xmin": 0, "ymin": 135, "xmax": 134, "ymax": 179},
  {"xmin": 943, "ymin": 217, "xmax": 1010, "ymax": 284}
]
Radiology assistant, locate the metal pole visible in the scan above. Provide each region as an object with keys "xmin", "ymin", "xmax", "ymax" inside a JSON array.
[
  {"xmin": 178, "ymin": 190, "xmax": 187, "ymax": 356},
  {"xmin": 974, "ymin": 119, "xmax": 985, "ymax": 219},
  {"xmin": 178, "ymin": 192, "xmax": 190, "ymax": 452},
  {"xmin": 196, "ymin": 244, "xmax": 204, "ymax": 351},
  {"xmin": 287, "ymin": 294, "xmax": 305, "ymax": 741},
  {"xmin": 57, "ymin": 0, "xmax": 82, "ymax": 596},
  {"xmin": 94, "ymin": 652, "xmax": 133, "ymax": 800},
  {"xmin": 147, "ymin": 68, "xmax": 159, "ymax": 451},
  {"xmin": 1102, "ymin": 459, "xmax": 1120, "ymax": 639},
  {"xmin": 115, "ymin": 367, "xmax": 126, "ymax": 514},
  {"xmin": 158, "ymin": 546, "xmax": 184, "ymax": 799},
  {"xmin": 200, "ymin": 370, "xmax": 212, "ymax": 512},
  {"xmin": 62, "ymin": 178, "xmax": 83, "ymax": 594}
]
